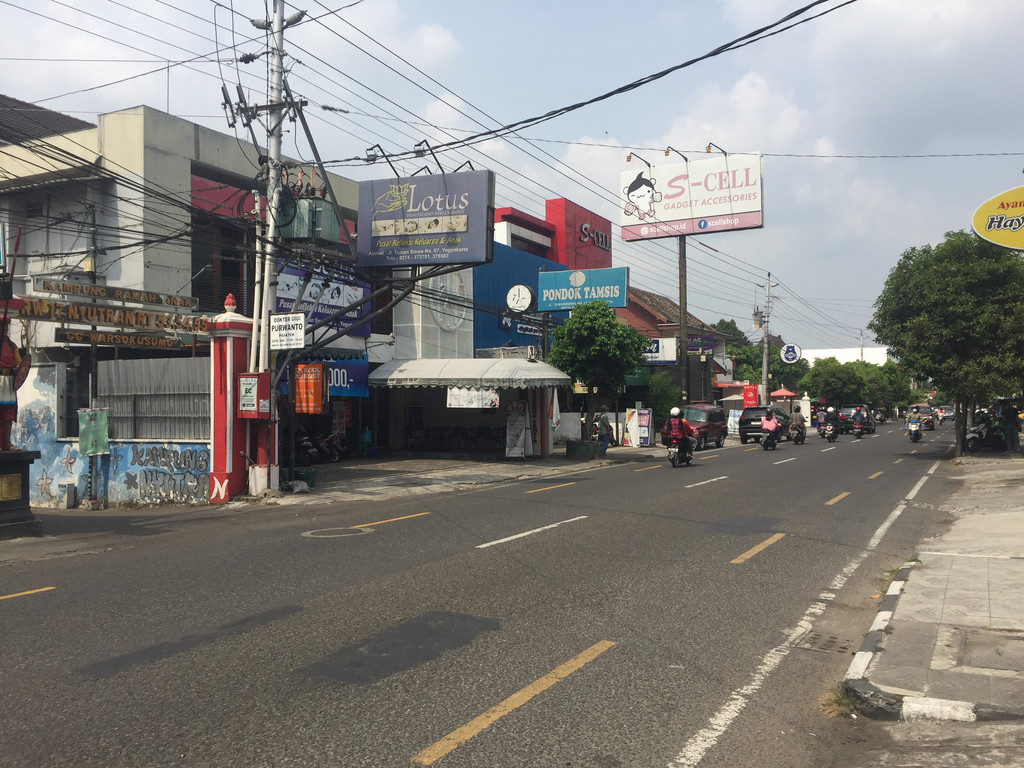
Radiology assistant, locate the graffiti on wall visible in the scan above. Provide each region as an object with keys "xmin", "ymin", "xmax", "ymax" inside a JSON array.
[{"xmin": 127, "ymin": 445, "xmax": 211, "ymax": 504}]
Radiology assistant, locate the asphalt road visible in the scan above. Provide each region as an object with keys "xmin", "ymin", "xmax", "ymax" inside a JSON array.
[{"xmin": 1, "ymin": 426, "xmax": 960, "ymax": 767}]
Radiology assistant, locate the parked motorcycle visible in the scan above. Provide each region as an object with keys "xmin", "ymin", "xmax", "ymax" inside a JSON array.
[
  {"xmin": 965, "ymin": 421, "xmax": 1005, "ymax": 453},
  {"xmin": 824, "ymin": 423, "xmax": 838, "ymax": 442},
  {"xmin": 667, "ymin": 436, "xmax": 693, "ymax": 467},
  {"xmin": 761, "ymin": 428, "xmax": 778, "ymax": 450},
  {"xmin": 323, "ymin": 432, "xmax": 350, "ymax": 462},
  {"xmin": 907, "ymin": 421, "xmax": 922, "ymax": 443},
  {"xmin": 298, "ymin": 431, "xmax": 327, "ymax": 464}
]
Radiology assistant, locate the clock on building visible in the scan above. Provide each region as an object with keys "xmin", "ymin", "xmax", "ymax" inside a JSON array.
[
  {"xmin": 427, "ymin": 272, "xmax": 469, "ymax": 332},
  {"xmin": 505, "ymin": 284, "xmax": 534, "ymax": 313}
]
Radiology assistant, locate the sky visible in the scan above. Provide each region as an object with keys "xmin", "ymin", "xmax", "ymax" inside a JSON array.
[{"xmin": 2, "ymin": 0, "xmax": 1023, "ymax": 351}]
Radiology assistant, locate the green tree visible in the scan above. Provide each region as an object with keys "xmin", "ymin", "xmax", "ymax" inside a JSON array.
[
  {"xmin": 714, "ymin": 318, "xmax": 750, "ymax": 347},
  {"xmin": 730, "ymin": 341, "xmax": 809, "ymax": 395},
  {"xmin": 800, "ymin": 356, "xmax": 866, "ymax": 404},
  {"xmin": 869, "ymin": 230, "xmax": 1024, "ymax": 451},
  {"xmin": 548, "ymin": 301, "xmax": 649, "ymax": 422},
  {"xmin": 646, "ymin": 369, "xmax": 682, "ymax": 430}
]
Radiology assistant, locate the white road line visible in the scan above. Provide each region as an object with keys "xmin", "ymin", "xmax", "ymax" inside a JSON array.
[
  {"xmin": 684, "ymin": 476, "xmax": 728, "ymax": 489},
  {"xmin": 475, "ymin": 516, "xmax": 588, "ymax": 549},
  {"xmin": 821, "ymin": 446, "xmax": 836, "ymax": 452},
  {"xmin": 773, "ymin": 458, "xmax": 796, "ymax": 465},
  {"xmin": 669, "ymin": 477, "xmax": 925, "ymax": 767}
]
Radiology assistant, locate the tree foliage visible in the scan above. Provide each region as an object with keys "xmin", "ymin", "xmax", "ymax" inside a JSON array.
[
  {"xmin": 646, "ymin": 369, "xmax": 682, "ymax": 429},
  {"xmin": 797, "ymin": 357, "xmax": 910, "ymax": 410},
  {"xmin": 869, "ymin": 230, "xmax": 1024, "ymax": 402},
  {"xmin": 713, "ymin": 318, "xmax": 750, "ymax": 347},
  {"xmin": 729, "ymin": 341, "xmax": 809, "ymax": 393},
  {"xmin": 548, "ymin": 301, "xmax": 648, "ymax": 410}
]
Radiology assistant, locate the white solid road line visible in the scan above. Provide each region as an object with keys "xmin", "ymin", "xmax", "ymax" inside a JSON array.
[{"xmin": 475, "ymin": 516, "xmax": 588, "ymax": 549}]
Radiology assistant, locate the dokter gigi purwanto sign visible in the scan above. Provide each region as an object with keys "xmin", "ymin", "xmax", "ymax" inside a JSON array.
[
  {"xmin": 357, "ymin": 170, "xmax": 495, "ymax": 267},
  {"xmin": 972, "ymin": 185, "xmax": 1024, "ymax": 250},
  {"xmin": 619, "ymin": 154, "xmax": 763, "ymax": 241}
]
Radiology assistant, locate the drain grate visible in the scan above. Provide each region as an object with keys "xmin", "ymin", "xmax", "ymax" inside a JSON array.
[{"xmin": 796, "ymin": 632, "xmax": 853, "ymax": 654}]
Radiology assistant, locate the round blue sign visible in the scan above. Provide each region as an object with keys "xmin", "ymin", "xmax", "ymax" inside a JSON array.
[
  {"xmin": 698, "ymin": 220, "xmax": 708, "ymax": 230},
  {"xmin": 780, "ymin": 344, "xmax": 802, "ymax": 364}
]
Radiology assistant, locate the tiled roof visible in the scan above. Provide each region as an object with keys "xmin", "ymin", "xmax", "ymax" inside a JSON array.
[
  {"xmin": 0, "ymin": 94, "xmax": 95, "ymax": 147},
  {"xmin": 629, "ymin": 286, "xmax": 714, "ymax": 331}
]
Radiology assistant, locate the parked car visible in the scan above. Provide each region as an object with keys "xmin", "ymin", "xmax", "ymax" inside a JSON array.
[
  {"xmin": 909, "ymin": 403, "xmax": 935, "ymax": 430},
  {"xmin": 738, "ymin": 404, "xmax": 791, "ymax": 444},
  {"xmin": 838, "ymin": 404, "xmax": 875, "ymax": 434},
  {"xmin": 681, "ymin": 403, "xmax": 728, "ymax": 450}
]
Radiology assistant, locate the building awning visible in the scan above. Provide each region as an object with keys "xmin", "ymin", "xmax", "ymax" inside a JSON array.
[{"xmin": 369, "ymin": 358, "xmax": 570, "ymax": 389}]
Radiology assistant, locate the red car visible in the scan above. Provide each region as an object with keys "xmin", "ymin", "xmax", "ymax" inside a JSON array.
[{"xmin": 909, "ymin": 403, "xmax": 935, "ymax": 430}]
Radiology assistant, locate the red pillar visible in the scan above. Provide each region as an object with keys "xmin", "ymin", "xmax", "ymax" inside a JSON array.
[{"xmin": 208, "ymin": 294, "xmax": 253, "ymax": 503}]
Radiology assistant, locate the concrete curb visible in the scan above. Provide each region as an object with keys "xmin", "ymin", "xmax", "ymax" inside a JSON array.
[{"xmin": 841, "ymin": 561, "xmax": 1024, "ymax": 722}]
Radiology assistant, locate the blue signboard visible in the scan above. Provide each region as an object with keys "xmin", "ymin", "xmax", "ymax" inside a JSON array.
[
  {"xmin": 275, "ymin": 263, "xmax": 370, "ymax": 338},
  {"xmin": 537, "ymin": 267, "xmax": 629, "ymax": 311},
  {"xmin": 279, "ymin": 357, "xmax": 369, "ymax": 398}
]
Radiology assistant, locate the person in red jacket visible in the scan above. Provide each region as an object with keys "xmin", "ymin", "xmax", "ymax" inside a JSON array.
[
  {"xmin": 663, "ymin": 407, "xmax": 695, "ymax": 456},
  {"xmin": 0, "ymin": 318, "xmax": 21, "ymax": 450}
]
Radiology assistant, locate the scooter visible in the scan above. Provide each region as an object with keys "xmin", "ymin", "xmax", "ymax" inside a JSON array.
[
  {"xmin": 907, "ymin": 421, "xmax": 922, "ymax": 443},
  {"xmin": 965, "ymin": 421, "xmax": 1005, "ymax": 453},
  {"xmin": 824, "ymin": 423, "xmax": 838, "ymax": 442},
  {"xmin": 322, "ymin": 432, "xmax": 350, "ymax": 462},
  {"xmin": 790, "ymin": 425, "xmax": 806, "ymax": 445},
  {"xmin": 667, "ymin": 436, "xmax": 693, "ymax": 467},
  {"xmin": 761, "ymin": 428, "xmax": 778, "ymax": 450},
  {"xmin": 852, "ymin": 422, "xmax": 865, "ymax": 439}
]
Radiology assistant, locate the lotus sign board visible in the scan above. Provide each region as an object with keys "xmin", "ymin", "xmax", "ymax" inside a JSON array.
[{"xmin": 972, "ymin": 185, "xmax": 1024, "ymax": 250}]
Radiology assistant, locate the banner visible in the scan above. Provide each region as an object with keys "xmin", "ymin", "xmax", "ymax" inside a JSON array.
[
  {"xmin": 294, "ymin": 363, "xmax": 327, "ymax": 414},
  {"xmin": 446, "ymin": 387, "xmax": 499, "ymax": 408},
  {"xmin": 78, "ymin": 408, "xmax": 110, "ymax": 456}
]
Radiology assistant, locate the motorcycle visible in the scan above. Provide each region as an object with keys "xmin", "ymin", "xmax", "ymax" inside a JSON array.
[
  {"xmin": 790, "ymin": 425, "xmax": 806, "ymax": 445},
  {"xmin": 965, "ymin": 421, "xmax": 1005, "ymax": 453},
  {"xmin": 298, "ymin": 431, "xmax": 327, "ymax": 464},
  {"xmin": 907, "ymin": 421, "xmax": 922, "ymax": 443},
  {"xmin": 761, "ymin": 427, "xmax": 778, "ymax": 450},
  {"xmin": 817, "ymin": 423, "xmax": 827, "ymax": 439},
  {"xmin": 852, "ymin": 421, "xmax": 865, "ymax": 439},
  {"xmin": 667, "ymin": 436, "xmax": 694, "ymax": 467},
  {"xmin": 824, "ymin": 423, "xmax": 838, "ymax": 442},
  {"xmin": 322, "ymin": 432, "xmax": 350, "ymax": 463}
]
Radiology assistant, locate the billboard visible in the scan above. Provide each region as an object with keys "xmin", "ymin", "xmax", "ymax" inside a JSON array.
[
  {"xmin": 275, "ymin": 263, "xmax": 369, "ymax": 337},
  {"xmin": 619, "ymin": 154, "xmax": 763, "ymax": 241},
  {"xmin": 357, "ymin": 170, "xmax": 495, "ymax": 267},
  {"xmin": 972, "ymin": 185, "xmax": 1024, "ymax": 250},
  {"xmin": 537, "ymin": 267, "xmax": 628, "ymax": 312}
]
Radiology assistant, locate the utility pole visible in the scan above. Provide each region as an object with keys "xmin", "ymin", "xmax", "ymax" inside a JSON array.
[
  {"xmin": 678, "ymin": 236, "xmax": 689, "ymax": 404},
  {"xmin": 760, "ymin": 272, "xmax": 777, "ymax": 405}
]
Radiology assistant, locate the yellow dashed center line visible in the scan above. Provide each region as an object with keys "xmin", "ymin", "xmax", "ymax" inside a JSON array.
[
  {"xmin": 894, "ymin": 458, "xmax": 904, "ymax": 464},
  {"xmin": 412, "ymin": 641, "xmax": 616, "ymax": 765},
  {"xmin": 350, "ymin": 511, "xmax": 430, "ymax": 528},
  {"xmin": 0, "ymin": 587, "xmax": 56, "ymax": 601},
  {"xmin": 731, "ymin": 533, "xmax": 786, "ymax": 564},
  {"xmin": 826, "ymin": 491, "xmax": 850, "ymax": 506},
  {"xmin": 635, "ymin": 465, "xmax": 661, "ymax": 472},
  {"xmin": 526, "ymin": 482, "xmax": 576, "ymax": 494},
  {"xmin": 868, "ymin": 471, "xmax": 883, "ymax": 479}
]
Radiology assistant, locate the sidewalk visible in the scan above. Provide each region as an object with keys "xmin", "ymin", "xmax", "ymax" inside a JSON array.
[{"xmin": 844, "ymin": 451, "xmax": 1024, "ymax": 721}]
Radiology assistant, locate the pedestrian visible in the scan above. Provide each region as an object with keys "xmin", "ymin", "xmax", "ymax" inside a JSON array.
[
  {"xmin": 1001, "ymin": 400, "xmax": 1020, "ymax": 452},
  {"xmin": 0, "ymin": 318, "xmax": 21, "ymax": 451},
  {"xmin": 596, "ymin": 404, "xmax": 612, "ymax": 456}
]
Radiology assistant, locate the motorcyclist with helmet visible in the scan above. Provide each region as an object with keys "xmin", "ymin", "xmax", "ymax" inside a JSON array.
[
  {"xmin": 789, "ymin": 405, "xmax": 807, "ymax": 441},
  {"xmin": 905, "ymin": 405, "xmax": 923, "ymax": 435},
  {"xmin": 662, "ymin": 407, "xmax": 695, "ymax": 458}
]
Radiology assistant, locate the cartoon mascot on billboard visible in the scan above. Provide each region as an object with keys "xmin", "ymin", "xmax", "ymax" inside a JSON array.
[{"xmin": 622, "ymin": 171, "xmax": 662, "ymax": 222}]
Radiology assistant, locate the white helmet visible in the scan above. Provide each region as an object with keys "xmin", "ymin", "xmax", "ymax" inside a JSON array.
[
  {"xmin": 827, "ymin": 406, "xmax": 835, "ymax": 413},
  {"xmin": 670, "ymin": 407, "xmax": 680, "ymax": 417}
]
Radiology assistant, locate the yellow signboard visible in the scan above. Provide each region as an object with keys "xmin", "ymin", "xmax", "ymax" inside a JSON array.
[{"xmin": 972, "ymin": 185, "xmax": 1024, "ymax": 249}]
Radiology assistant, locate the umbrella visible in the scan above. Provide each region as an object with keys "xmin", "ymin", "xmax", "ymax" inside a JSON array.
[
  {"xmin": 770, "ymin": 388, "xmax": 797, "ymax": 398},
  {"xmin": 721, "ymin": 393, "xmax": 744, "ymax": 402}
]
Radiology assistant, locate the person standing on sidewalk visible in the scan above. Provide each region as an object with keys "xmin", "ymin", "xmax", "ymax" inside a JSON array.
[
  {"xmin": 1001, "ymin": 400, "xmax": 1020, "ymax": 452},
  {"xmin": 596, "ymin": 405, "xmax": 612, "ymax": 456}
]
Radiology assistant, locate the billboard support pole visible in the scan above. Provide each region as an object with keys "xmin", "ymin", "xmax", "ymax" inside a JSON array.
[{"xmin": 678, "ymin": 235, "xmax": 688, "ymax": 404}]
